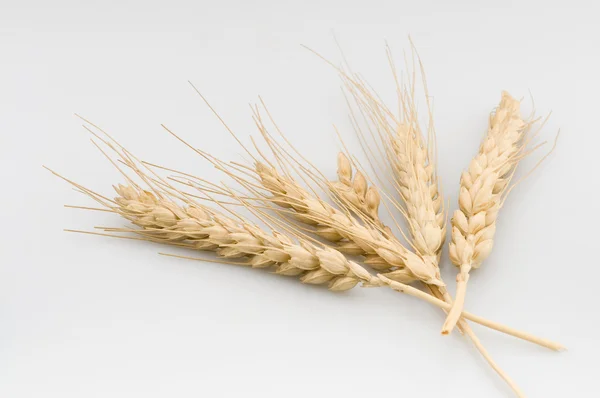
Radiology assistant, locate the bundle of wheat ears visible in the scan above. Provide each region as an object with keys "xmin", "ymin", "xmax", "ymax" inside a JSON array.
[{"xmin": 48, "ymin": 45, "xmax": 561, "ymax": 397}]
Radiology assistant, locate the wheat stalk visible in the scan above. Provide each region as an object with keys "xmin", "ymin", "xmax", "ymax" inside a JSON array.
[{"xmin": 442, "ymin": 91, "xmax": 533, "ymax": 335}]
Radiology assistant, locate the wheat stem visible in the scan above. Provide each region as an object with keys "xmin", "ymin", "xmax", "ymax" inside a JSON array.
[
  {"xmin": 377, "ymin": 275, "xmax": 563, "ymax": 351},
  {"xmin": 462, "ymin": 325, "xmax": 526, "ymax": 397}
]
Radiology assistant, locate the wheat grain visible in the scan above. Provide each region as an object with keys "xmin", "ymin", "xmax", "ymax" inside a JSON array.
[{"xmin": 442, "ymin": 91, "xmax": 530, "ymax": 335}]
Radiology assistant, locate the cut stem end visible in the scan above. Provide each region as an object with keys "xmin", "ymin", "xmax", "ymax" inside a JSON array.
[{"xmin": 441, "ymin": 271, "xmax": 469, "ymax": 335}]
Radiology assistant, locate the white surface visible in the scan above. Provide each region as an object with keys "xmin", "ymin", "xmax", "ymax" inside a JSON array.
[{"xmin": 1, "ymin": 1, "xmax": 598, "ymax": 397}]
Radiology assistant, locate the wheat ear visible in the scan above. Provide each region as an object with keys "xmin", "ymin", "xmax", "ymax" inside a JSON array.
[{"xmin": 442, "ymin": 91, "xmax": 531, "ymax": 335}]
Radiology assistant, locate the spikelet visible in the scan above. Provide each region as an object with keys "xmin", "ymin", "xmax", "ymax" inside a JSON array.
[{"xmin": 331, "ymin": 152, "xmax": 382, "ymax": 224}]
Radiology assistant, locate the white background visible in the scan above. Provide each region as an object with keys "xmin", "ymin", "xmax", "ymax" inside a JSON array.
[{"xmin": 1, "ymin": 1, "xmax": 598, "ymax": 397}]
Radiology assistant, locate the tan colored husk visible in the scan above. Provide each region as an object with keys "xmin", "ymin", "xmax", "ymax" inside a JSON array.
[{"xmin": 442, "ymin": 91, "xmax": 530, "ymax": 335}]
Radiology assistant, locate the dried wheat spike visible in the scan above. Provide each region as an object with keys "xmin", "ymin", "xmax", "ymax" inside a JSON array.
[
  {"xmin": 389, "ymin": 122, "xmax": 445, "ymax": 265},
  {"xmin": 442, "ymin": 91, "xmax": 529, "ymax": 335},
  {"xmin": 113, "ymin": 184, "xmax": 376, "ymax": 291}
]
